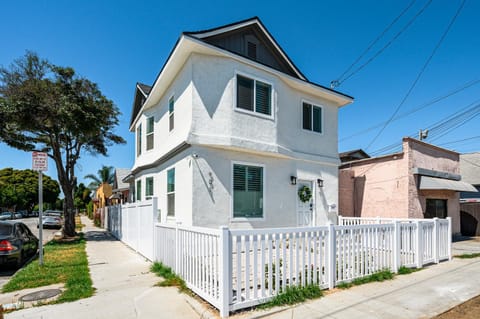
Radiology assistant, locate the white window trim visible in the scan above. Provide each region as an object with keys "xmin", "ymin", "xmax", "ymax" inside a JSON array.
[
  {"xmin": 146, "ymin": 116, "xmax": 155, "ymax": 152},
  {"xmin": 230, "ymin": 160, "xmax": 266, "ymax": 221},
  {"xmin": 301, "ymin": 99, "xmax": 324, "ymax": 135},
  {"xmin": 168, "ymin": 94, "xmax": 175, "ymax": 133},
  {"xmin": 166, "ymin": 167, "xmax": 176, "ymax": 218},
  {"xmin": 136, "ymin": 123, "xmax": 142, "ymax": 157},
  {"xmin": 145, "ymin": 176, "xmax": 154, "ymax": 199},
  {"xmin": 234, "ymin": 71, "xmax": 275, "ymax": 121}
]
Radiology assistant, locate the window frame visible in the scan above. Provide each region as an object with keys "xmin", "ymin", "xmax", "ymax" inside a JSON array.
[
  {"xmin": 301, "ymin": 100, "xmax": 324, "ymax": 134},
  {"xmin": 145, "ymin": 176, "xmax": 154, "ymax": 198},
  {"xmin": 146, "ymin": 116, "xmax": 154, "ymax": 151},
  {"xmin": 231, "ymin": 160, "xmax": 266, "ymax": 221},
  {"xmin": 167, "ymin": 168, "xmax": 175, "ymax": 217},
  {"xmin": 136, "ymin": 123, "xmax": 142, "ymax": 156},
  {"xmin": 168, "ymin": 95, "xmax": 175, "ymax": 132},
  {"xmin": 136, "ymin": 179, "xmax": 142, "ymax": 202},
  {"xmin": 234, "ymin": 72, "xmax": 274, "ymax": 120}
]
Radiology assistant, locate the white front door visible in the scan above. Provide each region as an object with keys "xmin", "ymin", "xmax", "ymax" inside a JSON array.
[{"xmin": 297, "ymin": 180, "xmax": 314, "ymax": 227}]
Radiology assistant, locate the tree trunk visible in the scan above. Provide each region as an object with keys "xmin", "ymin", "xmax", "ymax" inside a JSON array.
[{"xmin": 63, "ymin": 189, "xmax": 76, "ymax": 237}]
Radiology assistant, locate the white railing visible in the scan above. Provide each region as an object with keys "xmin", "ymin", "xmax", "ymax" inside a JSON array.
[
  {"xmin": 107, "ymin": 207, "xmax": 452, "ymax": 318},
  {"xmin": 339, "ymin": 216, "xmax": 452, "ymax": 267}
]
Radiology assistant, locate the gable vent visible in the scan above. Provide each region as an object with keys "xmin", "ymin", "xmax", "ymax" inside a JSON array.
[{"xmin": 247, "ymin": 41, "xmax": 257, "ymax": 59}]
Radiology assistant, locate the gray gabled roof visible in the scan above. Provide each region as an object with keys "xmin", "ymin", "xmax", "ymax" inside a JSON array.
[
  {"xmin": 113, "ymin": 168, "xmax": 131, "ymax": 191},
  {"xmin": 460, "ymin": 153, "xmax": 480, "ymax": 185}
]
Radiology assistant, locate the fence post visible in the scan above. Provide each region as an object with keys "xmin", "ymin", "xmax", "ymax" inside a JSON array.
[
  {"xmin": 433, "ymin": 218, "xmax": 439, "ymax": 264},
  {"xmin": 175, "ymin": 222, "xmax": 181, "ymax": 273},
  {"xmin": 415, "ymin": 220, "xmax": 423, "ymax": 268},
  {"xmin": 338, "ymin": 215, "xmax": 343, "ymax": 226},
  {"xmin": 447, "ymin": 217, "xmax": 452, "ymax": 261},
  {"xmin": 219, "ymin": 226, "xmax": 231, "ymax": 318},
  {"xmin": 376, "ymin": 216, "xmax": 381, "ymax": 224},
  {"xmin": 327, "ymin": 222, "xmax": 336, "ymax": 289},
  {"xmin": 152, "ymin": 198, "xmax": 158, "ymax": 261},
  {"xmin": 393, "ymin": 221, "xmax": 401, "ymax": 273}
]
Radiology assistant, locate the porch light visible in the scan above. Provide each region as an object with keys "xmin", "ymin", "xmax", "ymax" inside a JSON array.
[
  {"xmin": 290, "ymin": 176, "xmax": 297, "ymax": 185},
  {"xmin": 317, "ymin": 178, "xmax": 324, "ymax": 188}
]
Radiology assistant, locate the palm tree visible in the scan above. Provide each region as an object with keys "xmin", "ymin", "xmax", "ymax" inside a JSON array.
[{"xmin": 84, "ymin": 165, "xmax": 115, "ymax": 189}]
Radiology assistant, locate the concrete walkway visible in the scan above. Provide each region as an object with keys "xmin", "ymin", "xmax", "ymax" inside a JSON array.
[
  {"xmin": 4, "ymin": 219, "xmax": 480, "ymax": 319},
  {"xmin": 6, "ymin": 216, "xmax": 205, "ymax": 319}
]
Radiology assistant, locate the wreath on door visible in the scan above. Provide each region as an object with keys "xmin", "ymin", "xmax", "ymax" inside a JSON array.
[{"xmin": 298, "ymin": 185, "xmax": 312, "ymax": 203}]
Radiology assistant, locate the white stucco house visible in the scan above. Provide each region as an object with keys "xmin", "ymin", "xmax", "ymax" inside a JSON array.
[{"xmin": 127, "ymin": 17, "xmax": 353, "ymax": 229}]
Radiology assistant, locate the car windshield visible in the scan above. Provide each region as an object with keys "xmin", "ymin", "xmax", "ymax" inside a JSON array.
[{"xmin": 0, "ymin": 224, "xmax": 13, "ymax": 236}]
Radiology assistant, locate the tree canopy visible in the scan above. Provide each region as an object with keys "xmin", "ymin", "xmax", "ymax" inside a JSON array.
[
  {"xmin": 0, "ymin": 168, "xmax": 60, "ymax": 211},
  {"xmin": 84, "ymin": 165, "xmax": 115, "ymax": 189},
  {"xmin": 0, "ymin": 52, "xmax": 125, "ymax": 236}
]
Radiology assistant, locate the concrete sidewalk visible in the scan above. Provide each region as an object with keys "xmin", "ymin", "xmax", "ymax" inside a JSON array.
[
  {"xmin": 6, "ymin": 216, "xmax": 207, "ymax": 319},
  {"xmin": 5, "ymin": 218, "xmax": 480, "ymax": 319}
]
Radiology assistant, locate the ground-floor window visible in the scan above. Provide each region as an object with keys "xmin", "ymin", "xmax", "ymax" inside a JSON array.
[
  {"xmin": 167, "ymin": 168, "xmax": 175, "ymax": 217},
  {"xmin": 233, "ymin": 163, "xmax": 263, "ymax": 218},
  {"xmin": 136, "ymin": 180, "xmax": 141, "ymax": 202},
  {"xmin": 146, "ymin": 177, "xmax": 154, "ymax": 198},
  {"xmin": 425, "ymin": 199, "xmax": 447, "ymax": 218}
]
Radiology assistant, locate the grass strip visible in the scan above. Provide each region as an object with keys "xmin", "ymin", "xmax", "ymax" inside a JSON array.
[
  {"xmin": 455, "ymin": 253, "xmax": 480, "ymax": 259},
  {"xmin": 2, "ymin": 234, "xmax": 94, "ymax": 303},
  {"xmin": 337, "ymin": 269, "xmax": 394, "ymax": 289},
  {"xmin": 151, "ymin": 262, "xmax": 188, "ymax": 292},
  {"xmin": 259, "ymin": 285, "xmax": 323, "ymax": 309}
]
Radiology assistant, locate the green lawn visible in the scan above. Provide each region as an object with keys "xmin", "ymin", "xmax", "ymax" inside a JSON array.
[{"xmin": 2, "ymin": 234, "xmax": 94, "ymax": 303}]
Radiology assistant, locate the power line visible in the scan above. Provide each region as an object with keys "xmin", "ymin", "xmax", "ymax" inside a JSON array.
[
  {"xmin": 334, "ymin": 0, "xmax": 433, "ymax": 87},
  {"xmin": 369, "ymin": 99, "xmax": 480, "ymax": 156},
  {"xmin": 339, "ymin": 78, "xmax": 480, "ymax": 142},
  {"xmin": 365, "ymin": 0, "xmax": 467, "ymax": 151},
  {"xmin": 331, "ymin": 0, "xmax": 417, "ymax": 88},
  {"xmin": 438, "ymin": 135, "xmax": 480, "ymax": 147}
]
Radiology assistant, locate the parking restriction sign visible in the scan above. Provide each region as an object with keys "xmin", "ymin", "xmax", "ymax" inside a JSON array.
[{"xmin": 32, "ymin": 152, "xmax": 48, "ymax": 171}]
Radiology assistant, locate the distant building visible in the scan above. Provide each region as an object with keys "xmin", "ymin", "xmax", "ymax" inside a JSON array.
[
  {"xmin": 339, "ymin": 137, "xmax": 477, "ymax": 236},
  {"xmin": 110, "ymin": 168, "xmax": 131, "ymax": 204},
  {"xmin": 459, "ymin": 153, "xmax": 480, "ymax": 236}
]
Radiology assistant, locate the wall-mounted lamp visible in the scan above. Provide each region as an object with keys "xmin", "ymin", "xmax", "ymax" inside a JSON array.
[
  {"xmin": 192, "ymin": 152, "xmax": 199, "ymax": 158},
  {"xmin": 317, "ymin": 178, "xmax": 324, "ymax": 188},
  {"xmin": 290, "ymin": 176, "xmax": 297, "ymax": 185}
]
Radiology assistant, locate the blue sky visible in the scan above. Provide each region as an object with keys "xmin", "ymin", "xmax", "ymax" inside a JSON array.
[{"xmin": 1, "ymin": 0, "xmax": 479, "ymax": 186}]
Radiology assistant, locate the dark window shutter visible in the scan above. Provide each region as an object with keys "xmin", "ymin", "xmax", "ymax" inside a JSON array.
[
  {"xmin": 313, "ymin": 106, "xmax": 322, "ymax": 133},
  {"xmin": 255, "ymin": 81, "xmax": 271, "ymax": 115},
  {"xmin": 247, "ymin": 166, "xmax": 263, "ymax": 192},
  {"xmin": 233, "ymin": 165, "xmax": 246, "ymax": 191},
  {"xmin": 237, "ymin": 75, "xmax": 254, "ymax": 111},
  {"xmin": 303, "ymin": 103, "xmax": 312, "ymax": 130}
]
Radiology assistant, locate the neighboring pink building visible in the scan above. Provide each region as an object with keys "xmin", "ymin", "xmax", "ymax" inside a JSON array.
[{"xmin": 339, "ymin": 137, "xmax": 477, "ymax": 236}]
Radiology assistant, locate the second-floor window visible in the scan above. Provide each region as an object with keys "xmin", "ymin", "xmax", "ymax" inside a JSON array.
[
  {"xmin": 145, "ymin": 176, "xmax": 154, "ymax": 198},
  {"xmin": 146, "ymin": 116, "xmax": 154, "ymax": 150},
  {"xmin": 169, "ymin": 96, "xmax": 174, "ymax": 132},
  {"xmin": 302, "ymin": 102, "xmax": 322, "ymax": 133},
  {"xmin": 236, "ymin": 75, "xmax": 272, "ymax": 117},
  {"xmin": 167, "ymin": 168, "xmax": 175, "ymax": 216},
  {"xmin": 136, "ymin": 124, "xmax": 142, "ymax": 156}
]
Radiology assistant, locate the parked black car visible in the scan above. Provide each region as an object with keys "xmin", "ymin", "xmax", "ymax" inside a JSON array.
[{"xmin": 0, "ymin": 221, "xmax": 39, "ymax": 268}]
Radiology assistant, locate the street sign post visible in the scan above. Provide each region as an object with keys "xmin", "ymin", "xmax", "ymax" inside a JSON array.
[{"xmin": 32, "ymin": 152, "xmax": 48, "ymax": 266}]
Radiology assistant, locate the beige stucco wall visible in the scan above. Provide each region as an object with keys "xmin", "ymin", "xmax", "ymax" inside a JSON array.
[
  {"xmin": 339, "ymin": 153, "xmax": 409, "ymax": 218},
  {"xmin": 405, "ymin": 138, "xmax": 461, "ymax": 234},
  {"xmin": 339, "ymin": 138, "xmax": 461, "ymax": 235}
]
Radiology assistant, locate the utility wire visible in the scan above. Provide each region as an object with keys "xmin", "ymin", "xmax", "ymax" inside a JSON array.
[
  {"xmin": 331, "ymin": 0, "xmax": 417, "ymax": 88},
  {"xmin": 334, "ymin": 0, "xmax": 433, "ymax": 87},
  {"xmin": 365, "ymin": 0, "xmax": 467, "ymax": 151},
  {"xmin": 438, "ymin": 135, "xmax": 480, "ymax": 147},
  {"xmin": 339, "ymin": 78, "xmax": 480, "ymax": 142},
  {"xmin": 369, "ymin": 99, "xmax": 480, "ymax": 156}
]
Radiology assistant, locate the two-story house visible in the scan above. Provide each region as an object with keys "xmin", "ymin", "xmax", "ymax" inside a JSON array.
[{"xmin": 127, "ymin": 17, "xmax": 353, "ymax": 229}]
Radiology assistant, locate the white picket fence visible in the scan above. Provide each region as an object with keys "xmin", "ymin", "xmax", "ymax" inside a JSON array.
[{"xmin": 107, "ymin": 201, "xmax": 452, "ymax": 318}]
